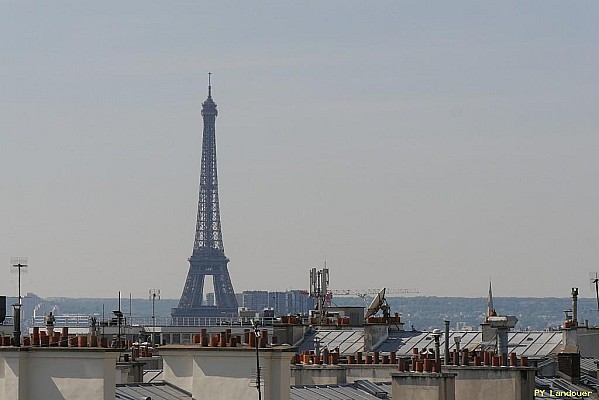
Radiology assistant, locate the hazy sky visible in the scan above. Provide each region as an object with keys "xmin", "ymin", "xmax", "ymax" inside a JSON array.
[{"xmin": 1, "ymin": 1, "xmax": 598, "ymax": 299}]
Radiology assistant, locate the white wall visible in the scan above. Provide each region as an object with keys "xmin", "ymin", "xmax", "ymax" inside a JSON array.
[
  {"xmin": 0, "ymin": 348, "xmax": 119, "ymax": 400},
  {"xmin": 444, "ymin": 366, "xmax": 535, "ymax": 400},
  {"xmin": 391, "ymin": 372, "xmax": 456, "ymax": 400},
  {"xmin": 161, "ymin": 346, "xmax": 295, "ymax": 400}
]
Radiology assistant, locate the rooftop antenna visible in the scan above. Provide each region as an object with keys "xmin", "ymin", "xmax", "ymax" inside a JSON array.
[
  {"xmin": 208, "ymin": 72, "xmax": 212, "ymax": 98},
  {"xmin": 10, "ymin": 257, "xmax": 28, "ymax": 305},
  {"xmin": 309, "ymin": 266, "xmax": 329, "ymax": 324},
  {"xmin": 590, "ymin": 272, "xmax": 599, "ymax": 311}
]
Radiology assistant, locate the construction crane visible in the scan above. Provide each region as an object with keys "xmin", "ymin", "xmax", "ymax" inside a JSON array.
[
  {"xmin": 329, "ymin": 288, "xmax": 419, "ymax": 297},
  {"xmin": 325, "ymin": 288, "xmax": 419, "ymax": 307}
]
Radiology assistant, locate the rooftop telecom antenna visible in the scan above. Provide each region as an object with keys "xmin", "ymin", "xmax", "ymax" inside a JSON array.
[{"xmin": 309, "ymin": 264, "xmax": 329, "ymax": 324}]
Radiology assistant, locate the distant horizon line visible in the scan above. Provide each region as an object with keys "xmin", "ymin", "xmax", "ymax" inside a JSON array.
[{"xmin": 7, "ymin": 293, "xmax": 596, "ymax": 300}]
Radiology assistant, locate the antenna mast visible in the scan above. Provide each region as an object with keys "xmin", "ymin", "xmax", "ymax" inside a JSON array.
[
  {"xmin": 590, "ymin": 272, "xmax": 599, "ymax": 325},
  {"xmin": 309, "ymin": 265, "xmax": 329, "ymax": 324},
  {"xmin": 10, "ymin": 257, "xmax": 28, "ymax": 305}
]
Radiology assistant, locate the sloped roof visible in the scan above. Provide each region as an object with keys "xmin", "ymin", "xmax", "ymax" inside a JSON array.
[
  {"xmin": 377, "ymin": 330, "xmax": 562, "ymax": 358},
  {"xmin": 291, "ymin": 381, "xmax": 391, "ymax": 400},
  {"xmin": 298, "ymin": 329, "xmax": 364, "ymax": 355},
  {"xmin": 580, "ymin": 357, "xmax": 598, "ymax": 373},
  {"xmin": 297, "ymin": 327, "xmax": 562, "ymax": 358},
  {"xmin": 116, "ymin": 382, "xmax": 192, "ymax": 400},
  {"xmin": 535, "ymin": 376, "xmax": 597, "ymax": 399}
]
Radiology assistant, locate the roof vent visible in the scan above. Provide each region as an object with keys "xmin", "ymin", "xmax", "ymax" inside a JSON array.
[{"xmin": 354, "ymin": 380, "xmax": 389, "ymax": 399}]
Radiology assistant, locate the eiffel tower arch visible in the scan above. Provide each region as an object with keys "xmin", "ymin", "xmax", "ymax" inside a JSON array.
[{"xmin": 172, "ymin": 75, "xmax": 238, "ymax": 321}]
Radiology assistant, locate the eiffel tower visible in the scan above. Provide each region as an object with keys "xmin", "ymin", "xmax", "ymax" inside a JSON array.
[{"xmin": 172, "ymin": 75, "xmax": 238, "ymax": 321}]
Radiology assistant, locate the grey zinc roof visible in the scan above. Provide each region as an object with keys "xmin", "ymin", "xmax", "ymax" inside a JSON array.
[
  {"xmin": 580, "ymin": 358, "xmax": 598, "ymax": 373},
  {"xmin": 298, "ymin": 329, "xmax": 364, "ymax": 355},
  {"xmin": 376, "ymin": 330, "xmax": 562, "ymax": 358},
  {"xmin": 297, "ymin": 327, "xmax": 562, "ymax": 358},
  {"xmin": 116, "ymin": 382, "xmax": 192, "ymax": 400},
  {"xmin": 291, "ymin": 381, "xmax": 392, "ymax": 400},
  {"xmin": 535, "ymin": 376, "xmax": 597, "ymax": 400}
]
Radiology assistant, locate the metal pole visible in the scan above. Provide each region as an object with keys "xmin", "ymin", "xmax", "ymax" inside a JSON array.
[
  {"xmin": 118, "ymin": 291, "xmax": 122, "ymax": 348},
  {"xmin": 444, "ymin": 320, "xmax": 450, "ymax": 365},
  {"xmin": 129, "ymin": 293, "xmax": 132, "ymax": 345},
  {"xmin": 595, "ymin": 280, "xmax": 599, "ymax": 325},
  {"xmin": 434, "ymin": 335, "xmax": 441, "ymax": 371},
  {"xmin": 149, "ymin": 289, "xmax": 160, "ymax": 347},
  {"xmin": 253, "ymin": 321, "xmax": 262, "ymax": 400},
  {"xmin": 255, "ymin": 334, "xmax": 261, "ymax": 400},
  {"xmin": 152, "ymin": 294, "xmax": 156, "ymax": 347}
]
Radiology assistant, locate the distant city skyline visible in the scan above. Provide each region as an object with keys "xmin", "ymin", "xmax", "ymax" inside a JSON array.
[{"xmin": 1, "ymin": 2, "xmax": 598, "ymax": 298}]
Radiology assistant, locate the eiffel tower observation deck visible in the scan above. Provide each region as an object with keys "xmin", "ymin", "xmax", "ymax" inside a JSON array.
[{"xmin": 172, "ymin": 75, "xmax": 238, "ymax": 322}]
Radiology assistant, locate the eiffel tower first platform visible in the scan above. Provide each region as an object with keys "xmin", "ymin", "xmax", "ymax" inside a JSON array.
[{"xmin": 171, "ymin": 76, "xmax": 238, "ymax": 321}]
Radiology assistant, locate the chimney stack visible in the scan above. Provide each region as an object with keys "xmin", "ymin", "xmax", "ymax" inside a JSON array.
[
  {"xmin": 0, "ymin": 296, "xmax": 6, "ymax": 324},
  {"xmin": 12, "ymin": 303, "xmax": 21, "ymax": 347}
]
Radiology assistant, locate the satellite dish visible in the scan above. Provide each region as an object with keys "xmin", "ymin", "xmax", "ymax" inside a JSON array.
[{"xmin": 365, "ymin": 288, "xmax": 386, "ymax": 320}]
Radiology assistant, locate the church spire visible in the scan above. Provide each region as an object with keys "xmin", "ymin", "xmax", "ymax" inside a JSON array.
[{"xmin": 486, "ymin": 280, "xmax": 496, "ymax": 320}]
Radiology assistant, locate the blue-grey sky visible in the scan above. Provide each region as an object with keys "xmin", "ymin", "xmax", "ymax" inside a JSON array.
[{"xmin": 1, "ymin": 1, "xmax": 598, "ymax": 298}]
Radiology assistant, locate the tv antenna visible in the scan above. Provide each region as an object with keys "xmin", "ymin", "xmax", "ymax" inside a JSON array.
[
  {"xmin": 10, "ymin": 257, "xmax": 28, "ymax": 305},
  {"xmin": 589, "ymin": 272, "xmax": 599, "ymax": 322}
]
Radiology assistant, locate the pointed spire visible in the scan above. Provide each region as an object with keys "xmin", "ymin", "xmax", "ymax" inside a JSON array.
[
  {"xmin": 487, "ymin": 280, "xmax": 496, "ymax": 320},
  {"xmin": 201, "ymin": 72, "xmax": 217, "ymax": 117}
]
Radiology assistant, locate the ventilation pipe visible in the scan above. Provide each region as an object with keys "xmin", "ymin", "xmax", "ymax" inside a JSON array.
[{"xmin": 432, "ymin": 329, "xmax": 442, "ymax": 371}]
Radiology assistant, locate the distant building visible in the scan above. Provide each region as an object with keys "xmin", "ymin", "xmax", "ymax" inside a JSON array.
[
  {"xmin": 286, "ymin": 290, "xmax": 313, "ymax": 315},
  {"xmin": 205, "ymin": 293, "xmax": 214, "ymax": 307},
  {"xmin": 241, "ymin": 290, "xmax": 313, "ymax": 316},
  {"xmin": 241, "ymin": 291, "xmax": 270, "ymax": 312},
  {"xmin": 270, "ymin": 291, "xmax": 288, "ymax": 315},
  {"xmin": 235, "ymin": 293, "xmax": 243, "ymax": 308}
]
